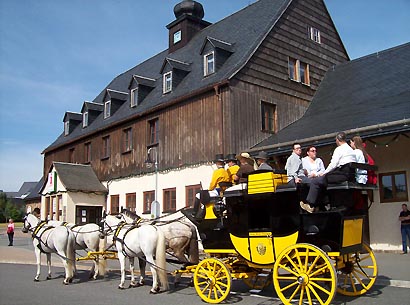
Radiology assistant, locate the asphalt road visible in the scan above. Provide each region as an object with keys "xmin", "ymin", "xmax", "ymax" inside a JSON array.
[{"xmin": 0, "ymin": 263, "xmax": 409, "ymax": 305}]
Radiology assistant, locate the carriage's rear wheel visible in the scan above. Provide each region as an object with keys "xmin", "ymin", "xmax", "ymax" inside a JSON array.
[
  {"xmin": 336, "ymin": 244, "xmax": 378, "ymax": 296},
  {"xmin": 193, "ymin": 258, "xmax": 231, "ymax": 304},
  {"xmin": 273, "ymin": 243, "xmax": 337, "ymax": 305}
]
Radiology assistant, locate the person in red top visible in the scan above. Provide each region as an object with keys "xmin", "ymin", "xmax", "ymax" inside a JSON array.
[{"xmin": 7, "ymin": 218, "xmax": 15, "ymax": 246}]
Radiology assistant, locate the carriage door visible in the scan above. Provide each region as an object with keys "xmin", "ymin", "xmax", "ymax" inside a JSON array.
[{"xmin": 75, "ymin": 206, "xmax": 103, "ymax": 224}]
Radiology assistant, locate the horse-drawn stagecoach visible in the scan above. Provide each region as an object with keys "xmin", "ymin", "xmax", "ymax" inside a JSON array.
[
  {"xmin": 177, "ymin": 163, "xmax": 378, "ymax": 304},
  {"xmin": 23, "ymin": 162, "xmax": 378, "ymax": 305}
]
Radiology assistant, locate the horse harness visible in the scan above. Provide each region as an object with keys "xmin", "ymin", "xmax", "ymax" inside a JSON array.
[
  {"xmin": 31, "ymin": 221, "xmax": 57, "ymax": 254},
  {"xmin": 112, "ymin": 220, "xmax": 153, "ymax": 258}
]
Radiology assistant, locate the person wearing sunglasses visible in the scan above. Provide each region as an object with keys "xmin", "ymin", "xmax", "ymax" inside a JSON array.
[{"xmin": 302, "ymin": 146, "xmax": 325, "ymax": 178}]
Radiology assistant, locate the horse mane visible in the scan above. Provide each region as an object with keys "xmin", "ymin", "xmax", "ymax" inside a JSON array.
[{"xmin": 121, "ymin": 208, "xmax": 140, "ymax": 221}]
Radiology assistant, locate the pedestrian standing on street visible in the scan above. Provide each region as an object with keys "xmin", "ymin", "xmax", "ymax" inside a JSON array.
[
  {"xmin": 399, "ymin": 203, "xmax": 410, "ymax": 254},
  {"xmin": 7, "ymin": 218, "xmax": 14, "ymax": 246}
]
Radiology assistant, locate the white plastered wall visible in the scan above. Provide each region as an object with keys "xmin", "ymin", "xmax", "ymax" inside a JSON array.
[
  {"xmin": 366, "ymin": 134, "xmax": 410, "ymax": 251},
  {"xmin": 104, "ymin": 164, "xmax": 216, "ymax": 217}
]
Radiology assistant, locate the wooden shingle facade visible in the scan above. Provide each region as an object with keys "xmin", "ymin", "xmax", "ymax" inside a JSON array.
[{"xmin": 41, "ymin": 0, "xmax": 348, "ymax": 217}]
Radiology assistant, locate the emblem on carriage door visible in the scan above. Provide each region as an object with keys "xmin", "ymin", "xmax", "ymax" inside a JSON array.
[{"xmin": 256, "ymin": 243, "xmax": 267, "ymax": 255}]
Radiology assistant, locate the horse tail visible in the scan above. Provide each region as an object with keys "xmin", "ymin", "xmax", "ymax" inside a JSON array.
[
  {"xmin": 66, "ymin": 229, "xmax": 76, "ymax": 279},
  {"xmin": 188, "ymin": 225, "xmax": 199, "ymax": 264},
  {"xmin": 155, "ymin": 228, "xmax": 169, "ymax": 291},
  {"xmin": 98, "ymin": 235, "xmax": 107, "ymax": 276}
]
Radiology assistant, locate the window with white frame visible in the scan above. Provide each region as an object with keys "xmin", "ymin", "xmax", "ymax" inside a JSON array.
[
  {"xmin": 173, "ymin": 30, "xmax": 181, "ymax": 44},
  {"xmin": 288, "ymin": 57, "xmax": 310, "ymax": 86},
  {"xmin": 308, "ymin": 26, "xmax": 321, "ymax": 44},
  {"xmin": 130, "ymin": 87, "xmax": 138, "ymax": 107},
  {"xmin": 163, "ymin": 71, "xmax": 172, "ymax": 94},
  {"xmin": 204, "ymin": 52, "xmax": 215, "ymax": 76},
  {"xmin": 82, "ymin": 111, "xmax": 88, "ymax": 128},
  {"xmin": 104, "ymin": 100, "xmax": 111, "ymax": 118},
  {"xmin": 64, "ymin": 121, "xmax": 70, "ymax": 136}
]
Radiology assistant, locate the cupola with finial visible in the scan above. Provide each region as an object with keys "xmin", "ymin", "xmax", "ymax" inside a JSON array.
[{"xmin": 166, "ymin": 0, "xmax": 211, "ymax": 53}]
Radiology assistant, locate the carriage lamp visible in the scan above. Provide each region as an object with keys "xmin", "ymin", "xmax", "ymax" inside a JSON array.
[{"xmin": 145, "ymin": 147, "xmax": 160, "ymax": 218}]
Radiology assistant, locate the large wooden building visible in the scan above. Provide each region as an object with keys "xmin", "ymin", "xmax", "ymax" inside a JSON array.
[{"xmin": 40, "ymin": 0, "xmax": 348, "ymax": 223}]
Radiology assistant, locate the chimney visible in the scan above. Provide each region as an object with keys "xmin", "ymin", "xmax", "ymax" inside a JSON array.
[{"xmin": 166, "ymin": 0, "xmax": 211, "ymax": 53}]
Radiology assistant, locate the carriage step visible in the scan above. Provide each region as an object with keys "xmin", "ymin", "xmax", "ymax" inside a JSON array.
[
  {"xmin": 257, "ymin": 273, "xmax": 269, "ymax": 277},
  {"xmin": 249, "ymin": 289, "xmax": 262, "ymax": 294}
]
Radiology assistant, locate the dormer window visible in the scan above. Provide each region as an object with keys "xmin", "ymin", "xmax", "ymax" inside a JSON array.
[
  {"xmin": 104, "ymin": 100, "xmax": 111, "ymax": 118},
  {"xmin": 163, "ymin": 72, "xmax": 172, "ymax": 94},
  {"xmin": 173, "ymin": 30, "xmax": 181, "ymax": 44},
  {"xmin": 130, "ymin": 87, "xmax": 138, "ymax": 107},
  {"xmin": 204, "ymin": 51, "xmax": 215, "ymax": 76},
  {"xmin": 82, "ymin": 111, "xmax": 88, "ymax": 128},
  {"xmin": 308, "ymin": 26, "xmax": 321, "ymax": 44},
  {"xmin": 64, "ymin": 121, "xmax": 69, "ymax": 136}
]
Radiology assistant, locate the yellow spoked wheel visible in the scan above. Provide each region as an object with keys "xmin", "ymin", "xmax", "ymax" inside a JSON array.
[
  {"xmin": 193, "ymin": 258, "xmax": 231, "ymax": 304},
  {"xmin": 273, "ymin": 244, "xmax": 337, "ymax": 305},
  {"xmin": 336, "ymin": 244, "xmax": 378, "ymax": 296}
]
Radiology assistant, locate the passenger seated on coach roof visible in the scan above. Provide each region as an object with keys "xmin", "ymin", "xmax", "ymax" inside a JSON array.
[
  {"xmin": 301, "ymin": 146, "xmax": 325, "ymax": 178},
  {"xmin": 193, "ymin": 154, "xmax": 229, "ymax": 217},
  {"xmin": 225, "ymin": 153, "xmax": 239, "ymax": 184},
  {"xmin": 285, "ymin": 143, "xmax": 311, "ymax": 185},
  {"xmin": 233, "ymin": 152, "xmax": 257, "ymax": 184},
  {"xmin": 349, "ymin": 135, "xmax": 367, "ymax": 184},
  {"xmin": 300, "ymin": 132, "xmax": 357, "ymax": 213},
  {"xmin": 255, "ymin": 151, "xmax": 273, "ymax": 171}
]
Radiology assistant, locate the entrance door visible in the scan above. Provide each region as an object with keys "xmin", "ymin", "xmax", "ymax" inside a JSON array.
[{"xmin": 75, "ymin": 206, "xmax": 103, "ymax": 224}]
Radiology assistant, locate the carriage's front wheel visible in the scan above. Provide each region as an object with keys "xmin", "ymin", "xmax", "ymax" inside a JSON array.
[
  {"xmin": 273, "ymin": 243, "xmax": 337, "ymax": 305},
  {"xmin": 193, "ymin": 258, "xmax": 231, "ymax": 304},
  {"xmin": 336, "ymin": 244, "xmax": 378, "ymax": 296}
]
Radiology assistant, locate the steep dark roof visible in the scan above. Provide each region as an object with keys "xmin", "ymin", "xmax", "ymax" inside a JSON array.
[
  {"xmin": 43, "ymin": 0, "xmax": 293, "ymax": 153},
  {"xmin": 252, "ymin": 43, "xmax": 410, "ymax": 154},
  {"xmin": 52, "ymin": 162, "xmax": 107, "ymax": 193},
  {"xmin": 24, "ymin": 177, "xmax": 45, "ymax": 201}
]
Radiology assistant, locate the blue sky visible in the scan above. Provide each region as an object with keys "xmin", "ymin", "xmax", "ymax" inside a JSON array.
[{"xmin": 0, "ymin": 0, "xmax": 409, "ymax": 192}]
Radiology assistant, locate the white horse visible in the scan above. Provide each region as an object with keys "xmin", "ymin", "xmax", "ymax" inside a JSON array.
[
  {"xmin": 102, "ymin": 214, "xmax": 169, "ymax": 293},
  {"xmin": 22, "ymin": 213, "xmax": 75, "ymax": 284},
  {"xmin": 47, "ymin": 220, "xmax": 106, "ymax": 279},
  {"xmin": 121, "ymin": 209, "xmax": 199, "ymax": 265},
  {"xmin": 120, "ymin": 209, "xmax": 199, "ymax": 287}
]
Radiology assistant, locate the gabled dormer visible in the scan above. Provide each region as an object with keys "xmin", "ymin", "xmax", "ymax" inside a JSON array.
[
  {"xmin": 81, "ymin": 101, "xmax": 103, "ymax": 128},
  {"xmin": 63, "ymin": 112, "xmax": 82, "ymax": 136},
  {"xmin": 160, "ymin": 58, "xmax": 191, "ymax": 94},
  {"xmin": 166, "ymin": 0, "xmax": 211, "ymax": 53},
  {"xmin": 103, "ymin": 89, "xmax": 128, "ymax": 119},
  {"xmin": 200, "ymin": 37, "xmax": 234, "ymax": 77},
  {"xmin": 128, "ymin": 75, "xmax": 156, "ymax": 107}
]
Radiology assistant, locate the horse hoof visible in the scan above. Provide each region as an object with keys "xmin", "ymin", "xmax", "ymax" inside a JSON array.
[
  {"xmin": 155, "ymin": 286, "xmax": 161, "ymax": 292},
  {"xmin": 149, "ymin": 290, "xmax": 159, "ymax": 294},
  {"xmin": 118, "ymin": 286, "xmax": 126, "ymax": 290},
  {"xmin": 34, "ymin": 278, "xmax": 39, "ymax": 282},
  {"xmin": 46, "ymin": 276, "xmax": 52, "ymax": 280}
]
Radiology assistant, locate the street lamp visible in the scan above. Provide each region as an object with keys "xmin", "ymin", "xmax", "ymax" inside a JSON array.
[{"xmin": 145, "ymin": 147, "xmax": 160, "ymax": 219}]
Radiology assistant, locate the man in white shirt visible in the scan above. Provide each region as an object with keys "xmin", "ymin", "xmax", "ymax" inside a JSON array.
[{"xmin": 300, "ymin": 132, "xmax": 356, "ymax": 213}]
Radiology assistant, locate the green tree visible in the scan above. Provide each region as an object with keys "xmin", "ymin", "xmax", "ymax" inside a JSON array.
[{"xmin": 0, "ymin": 193, "xmax": 25, "ymax": 222}]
